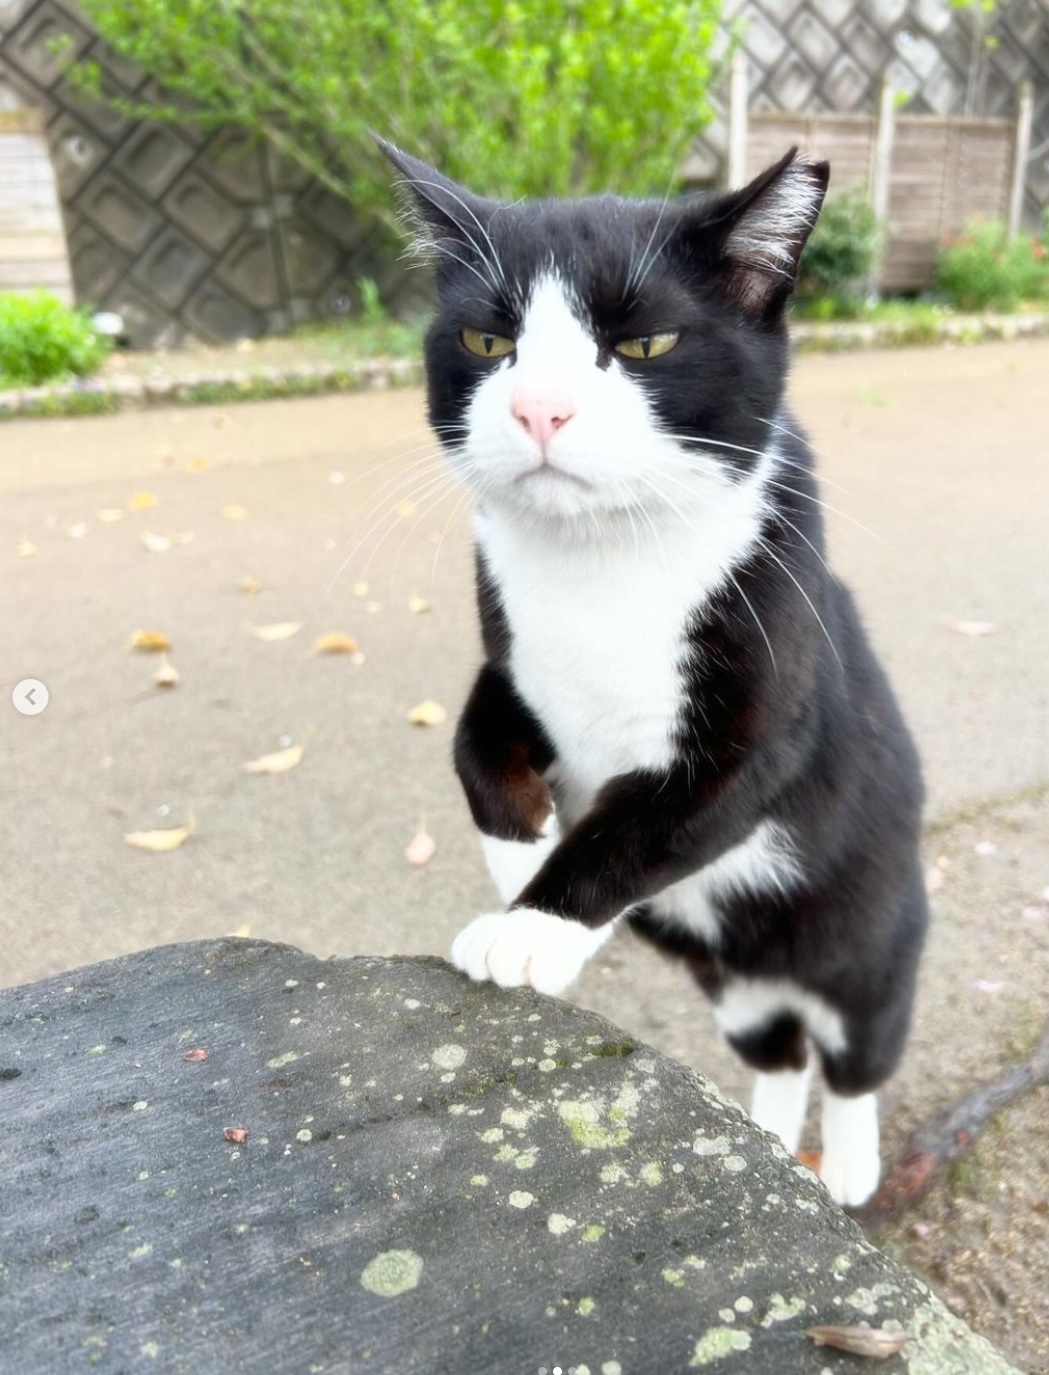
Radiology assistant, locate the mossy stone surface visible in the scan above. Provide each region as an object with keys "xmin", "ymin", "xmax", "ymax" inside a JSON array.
[{"xmin": 0, "ymin": 939, "xmax": 1020, "ymax": 1373}]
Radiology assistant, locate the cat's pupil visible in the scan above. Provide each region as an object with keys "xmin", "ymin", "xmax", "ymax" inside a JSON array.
[
  {"xmin": 639, "ymin": 336, "xmax": 652, "ymax": 358},
  {"xmin": 483, "ymin": 333, "xmax": 496, "ymax": 355}
]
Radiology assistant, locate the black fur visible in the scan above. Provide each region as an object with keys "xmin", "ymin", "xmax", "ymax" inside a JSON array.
[{"xmin": 385, "ymin": 142, "xmax": 928, "ymax": 1098}]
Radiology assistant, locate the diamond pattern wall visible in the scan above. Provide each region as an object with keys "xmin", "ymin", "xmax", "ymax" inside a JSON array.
[{"xmin": 2, "ymin": 0, "xmax": 1047, "ymax": 343}]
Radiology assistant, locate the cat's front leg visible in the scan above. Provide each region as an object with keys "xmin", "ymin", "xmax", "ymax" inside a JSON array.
[{"xmin": 452, "ymin": 665, "xmax": 615, "ymax": 994}]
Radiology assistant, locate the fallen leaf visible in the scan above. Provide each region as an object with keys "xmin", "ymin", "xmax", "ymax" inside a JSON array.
[
  {"xmin": 125, "ymin": 815, "xmax": 194, "ymax": 852},
  {"xmin": 96, "ymin": 508, "xmax": 125, "ymax": 523},
  {"xmin": 408, "ymin": 595, "xmax": 432, "ymax": 614},
  {"xmin": 365, "ymin": 600, "xmax": 382, "ymax": 614},
  {"xmin": 946, "ymin": 620, "xmax": 996, "ymax": 637},
  {"xmin": 221, "ymin": 503, "xmax": 248, "ymax": 521},
  {"xmin": 795, "ymin": 1149, "xmax": 822, "ymax": 1171},
  {"xmin": 141, "ymin": 530, "xmax": 172, "ymax": 554},
  {"xmin": 244, "ymin": 742, "xmax": 304, "ymax": 774},
  {"xmin": 66, "ymin": 521, "xmax": 88, "ymax": 539},
  {"xmin": 154, "ymin": 658, "xmax": 179, "ymax": 688},
  {"xmin": 396, "ymin": 499, "xmax": 417, "ymax": 518},
  {"xmin": 232, "ymin": 923, "xmax": 252, "ymax": 938},
  {"xmin": 129, "ymin": 491, "xmax": 158, "ymax": 511},
  {"xmin": 311, "ymin": 631, "xmax": 359, "ymax": 655},
  {"xmin": 239, "ymin": 575, "xmax": 262, "ymax": 595},
  {"xmin": 806, "ymin": 1326, "xmax": 907, "ymax": 1360},
  {"xmin": 248, "ymin": 621, "xmax": 302, "ymax": 642},
  {"xmin": 131, "ymin": 630, "xmax": 173, "ymax": 652},
  {"xmin": 17, "ymin": 539, "xmax": 37, "ymax": 558},
  {"xmin": 223, "ymin": 1127, "xmax": 248, "ymax": 1144},
  {"xmin": 188, "ymin": 457, "xmax": 209, "ymax": 473},
  {"xmin": 350, "ymin": 581, "xmax": 369, "ymax": 598},
  {"xmin": 405, "ymin": 827, "xmax": 436, "ymax": 867},
  {"xmin": 183, "ymin": 1048, "xmax": 209, "ymax": 1062},
  {"xmin": 407, "ymin": 699, "xmax": 447, "ymax": 727}
]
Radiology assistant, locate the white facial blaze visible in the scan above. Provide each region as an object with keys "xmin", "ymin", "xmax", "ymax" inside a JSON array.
[{"xmin": 459, "ymin": 272, "xmax": 731, "ymax": 522}]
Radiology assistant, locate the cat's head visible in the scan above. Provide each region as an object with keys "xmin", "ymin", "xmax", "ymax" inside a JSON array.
[{"xmin": 383, "ymin": 143, "xmax": 828, "ymax": 526}]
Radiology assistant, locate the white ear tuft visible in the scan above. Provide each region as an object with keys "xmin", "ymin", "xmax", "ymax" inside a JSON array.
[{"xmin": 722, "ymin": 153, "xmax": 829, "ymax": 313}]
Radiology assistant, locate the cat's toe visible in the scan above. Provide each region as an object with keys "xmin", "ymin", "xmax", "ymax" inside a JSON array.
[
  {"xmin": 450, "ymin": 909, "xmax": 593, "ymax": 995},
  {"xmin": 819, "ymin": 1147, "xmax": 880, "ymax": 1208}
]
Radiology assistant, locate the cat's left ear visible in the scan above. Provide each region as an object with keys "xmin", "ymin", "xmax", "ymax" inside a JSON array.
[
  {"xmin": 377, "ymin": 138, "xmax": 497, "ymax": 260},
  {"xmin": 702, "ymin": 149, "xmax": 829, "ymax": 317}
]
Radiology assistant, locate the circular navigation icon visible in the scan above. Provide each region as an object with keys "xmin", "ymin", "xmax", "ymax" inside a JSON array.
[{"xmin": 13, "ymin": 678, "xmax": 49, "ymax": 716}]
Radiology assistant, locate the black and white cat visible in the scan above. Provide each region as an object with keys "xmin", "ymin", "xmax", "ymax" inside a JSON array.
[{"xmin": 382, "ymin": 142, "xmax": 928, "ymax": 1207}]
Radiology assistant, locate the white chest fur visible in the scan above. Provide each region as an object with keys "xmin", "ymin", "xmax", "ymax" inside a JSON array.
[{"xmin": 476, "ymin": 462, "xmax": 768, "ymax": 809}]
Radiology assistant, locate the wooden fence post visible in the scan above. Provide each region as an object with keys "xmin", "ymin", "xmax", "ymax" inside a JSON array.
[
  {"xmin": 872, "ymin": 79, "xmax": 895, "ymax": 224},
  {"xmin": 727, "ymin": 49, "xmax": 748, "ymax": 188},
  {"xmin": 1007, "ymin": 82, "xmax": 1034, "ymax": 239}
]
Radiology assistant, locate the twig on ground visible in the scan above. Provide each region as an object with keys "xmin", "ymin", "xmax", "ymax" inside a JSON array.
[{"xmin": 869, "ymin": 1017, "xmax": 1049, "ymax": 1217}]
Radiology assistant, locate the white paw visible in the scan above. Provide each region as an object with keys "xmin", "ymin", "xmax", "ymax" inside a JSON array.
[
  {"xmin": 450, "ymin": 907, "xmax": 609, "ymax": 997},
  {"xmin": 820, "ymin": 1090, "xmax": 880, "ymax": 1207}
]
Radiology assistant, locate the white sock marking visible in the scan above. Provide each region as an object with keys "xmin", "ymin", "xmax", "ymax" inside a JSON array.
[
  {"xmin": 451, "ymin": 907, "xmax": 615, "ymax": 997},
  {"xmin": 820, "ymin": 1089, "xmax": 880, "ymax": 1208},
  {"xmin": 750, "ymin": 1063, "xmax": 813, "ymax": 1155},
  {"xmin": 479, "ymin": 813, "xmax": 559, "ymax": 906}
]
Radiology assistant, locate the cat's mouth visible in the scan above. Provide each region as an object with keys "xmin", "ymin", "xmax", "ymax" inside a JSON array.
[{"xmin": 515, "ymin": 461, "xmax": 591, "ymax": 490}]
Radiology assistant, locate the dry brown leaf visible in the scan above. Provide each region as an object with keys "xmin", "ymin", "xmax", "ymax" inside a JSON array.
[
  {"xmin": 244, "ymin": 742, "xmax": 304, "ymax": 774},
  {"xmin": 946, "ymin": 619, "xmax": 996, "ymax": 637},
  {"xmin": 806, "ymin": 1326, "xmax": 907, "ymax": 1360},
  {"xmin": 239, "ymin": 575, "xmax": 263, "ymax": 595},
  {"xmin": 407, "ymin": 699, "xmax": 447, "ymax": 727},
  {"xmin": 66, "ymin": 521, "xmax": 88, "ymax": 539},
  {"xmin": 154, "ymin": 658, "xmax": 179, "ymax": 688},
  {"xmin": 795, "ymin": 1149, "xmax": 822, "ymax": 1172},
  {"xmin": 131, "ymin": 629, "xmax": 173, "ymax": 652},
  {"xmin": 248, "ymin": 621, "xmax": 302, "ymax": 642},
  {"xmin": 350, "ymin": 581, "xmax": 369, "ymax": 598},
  {"xmin": 405, "ymin": 827, "xmax": 436, "ymax": 867},
  {"xmin": 223, "ymin": 1127, "xmax": 248, "ymax": 1143},
  {"xmin": 396, "ymin": 500, "xmax": 417, "ymax": 518},
  {"xmin": 97, "ymin": 508, "xmax": 125, "ymax": 523},
  {"xmin": 125, "ymin": 815, "xmax": 194, "ymax": 852},
  {"xmin": 188, "ymin": 457, "xmax": 209, "ymax": 473},
  {"xmin": 408, "ymin": 595, "xmax": 432, "ymax": 614},
  {"xmin": 311, "ymin": 631, "xmax": 359, "ymax": 655},
  {"xmin": 17, "ymin": 539, "xmax": 38, "ymax": 558},
  {"xmin": 221, "ymin": 503, "xmax": 249, "ymax": 521},
  {"xmin": 129, "ymin": 490, "xmax": 158, "ymax": 511},
  {"xmin": 183, "ymin": 1048, "xmax": 209, "ymax": 1063},
  {"xmin": 141, "ymin": 530, "xmax": 172, "ymax": 554}
]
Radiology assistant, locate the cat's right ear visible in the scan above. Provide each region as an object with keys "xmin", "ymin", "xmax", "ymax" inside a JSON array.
[{"xmin": 377, "ymin": 137, "xmax": 496, "ymax": 263}]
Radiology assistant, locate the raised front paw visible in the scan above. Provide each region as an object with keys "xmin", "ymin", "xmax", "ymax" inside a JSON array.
[{"xmin": 450, "ymin": 908, "xmax": 605, "ymax": 997}]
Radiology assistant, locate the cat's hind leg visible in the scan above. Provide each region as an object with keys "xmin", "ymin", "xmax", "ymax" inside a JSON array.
[{"xmin": 716, "ymin": 1000, "xmax": 813, "ymax": 1156}]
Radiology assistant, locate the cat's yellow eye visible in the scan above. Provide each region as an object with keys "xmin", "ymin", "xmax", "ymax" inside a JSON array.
[
  {"xmin": 461, "ymin": 328, "xmax": 516, "ymax": 359},
  {"xmin": 614, "ymin": 331, "xmax": 680, "ymax": 360}
]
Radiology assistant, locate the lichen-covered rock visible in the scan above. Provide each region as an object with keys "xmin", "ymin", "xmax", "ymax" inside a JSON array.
[{"xmin": 0, "ymin": 940, "xmax": 1019, "ymax": 1374}]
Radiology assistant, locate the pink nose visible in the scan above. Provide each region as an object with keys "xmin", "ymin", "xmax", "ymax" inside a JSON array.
[{"xmin": 511, "ymin": 387, "xmax": 576, "ymax": 453}]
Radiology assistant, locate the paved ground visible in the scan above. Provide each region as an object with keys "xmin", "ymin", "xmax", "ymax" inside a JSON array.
[{"xmin": 3, "ymin": 340, "xmax": 1048, "ymax": 1368}]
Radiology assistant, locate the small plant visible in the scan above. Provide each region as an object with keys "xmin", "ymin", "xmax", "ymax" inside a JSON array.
[
  {"xmin": 0, "ymin": 291, "xmax": 111, "ymax": 387},
  {"xmin": 798, "ymin": 188, "xmax": 882, "ymax": 309},
  {"xmin": 936, "ymin": 220, "xmax": 1049, "ymax": 312}
]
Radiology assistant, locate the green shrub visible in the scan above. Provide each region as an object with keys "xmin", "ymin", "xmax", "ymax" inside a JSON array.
[
  {"xmin": 798, "ymin": 187, "xmax": 882, "ymax": 307},
  {"xmin": 0, "ymin": 292, "xmax": 111, "ymax": 388},
  {"xmin": 936, "ymin": 220, "xmax": 1049, "ymax": 311},
  {"xmin": 74, "ymin": 0, "xmax": 723, "ymax": 210}
]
